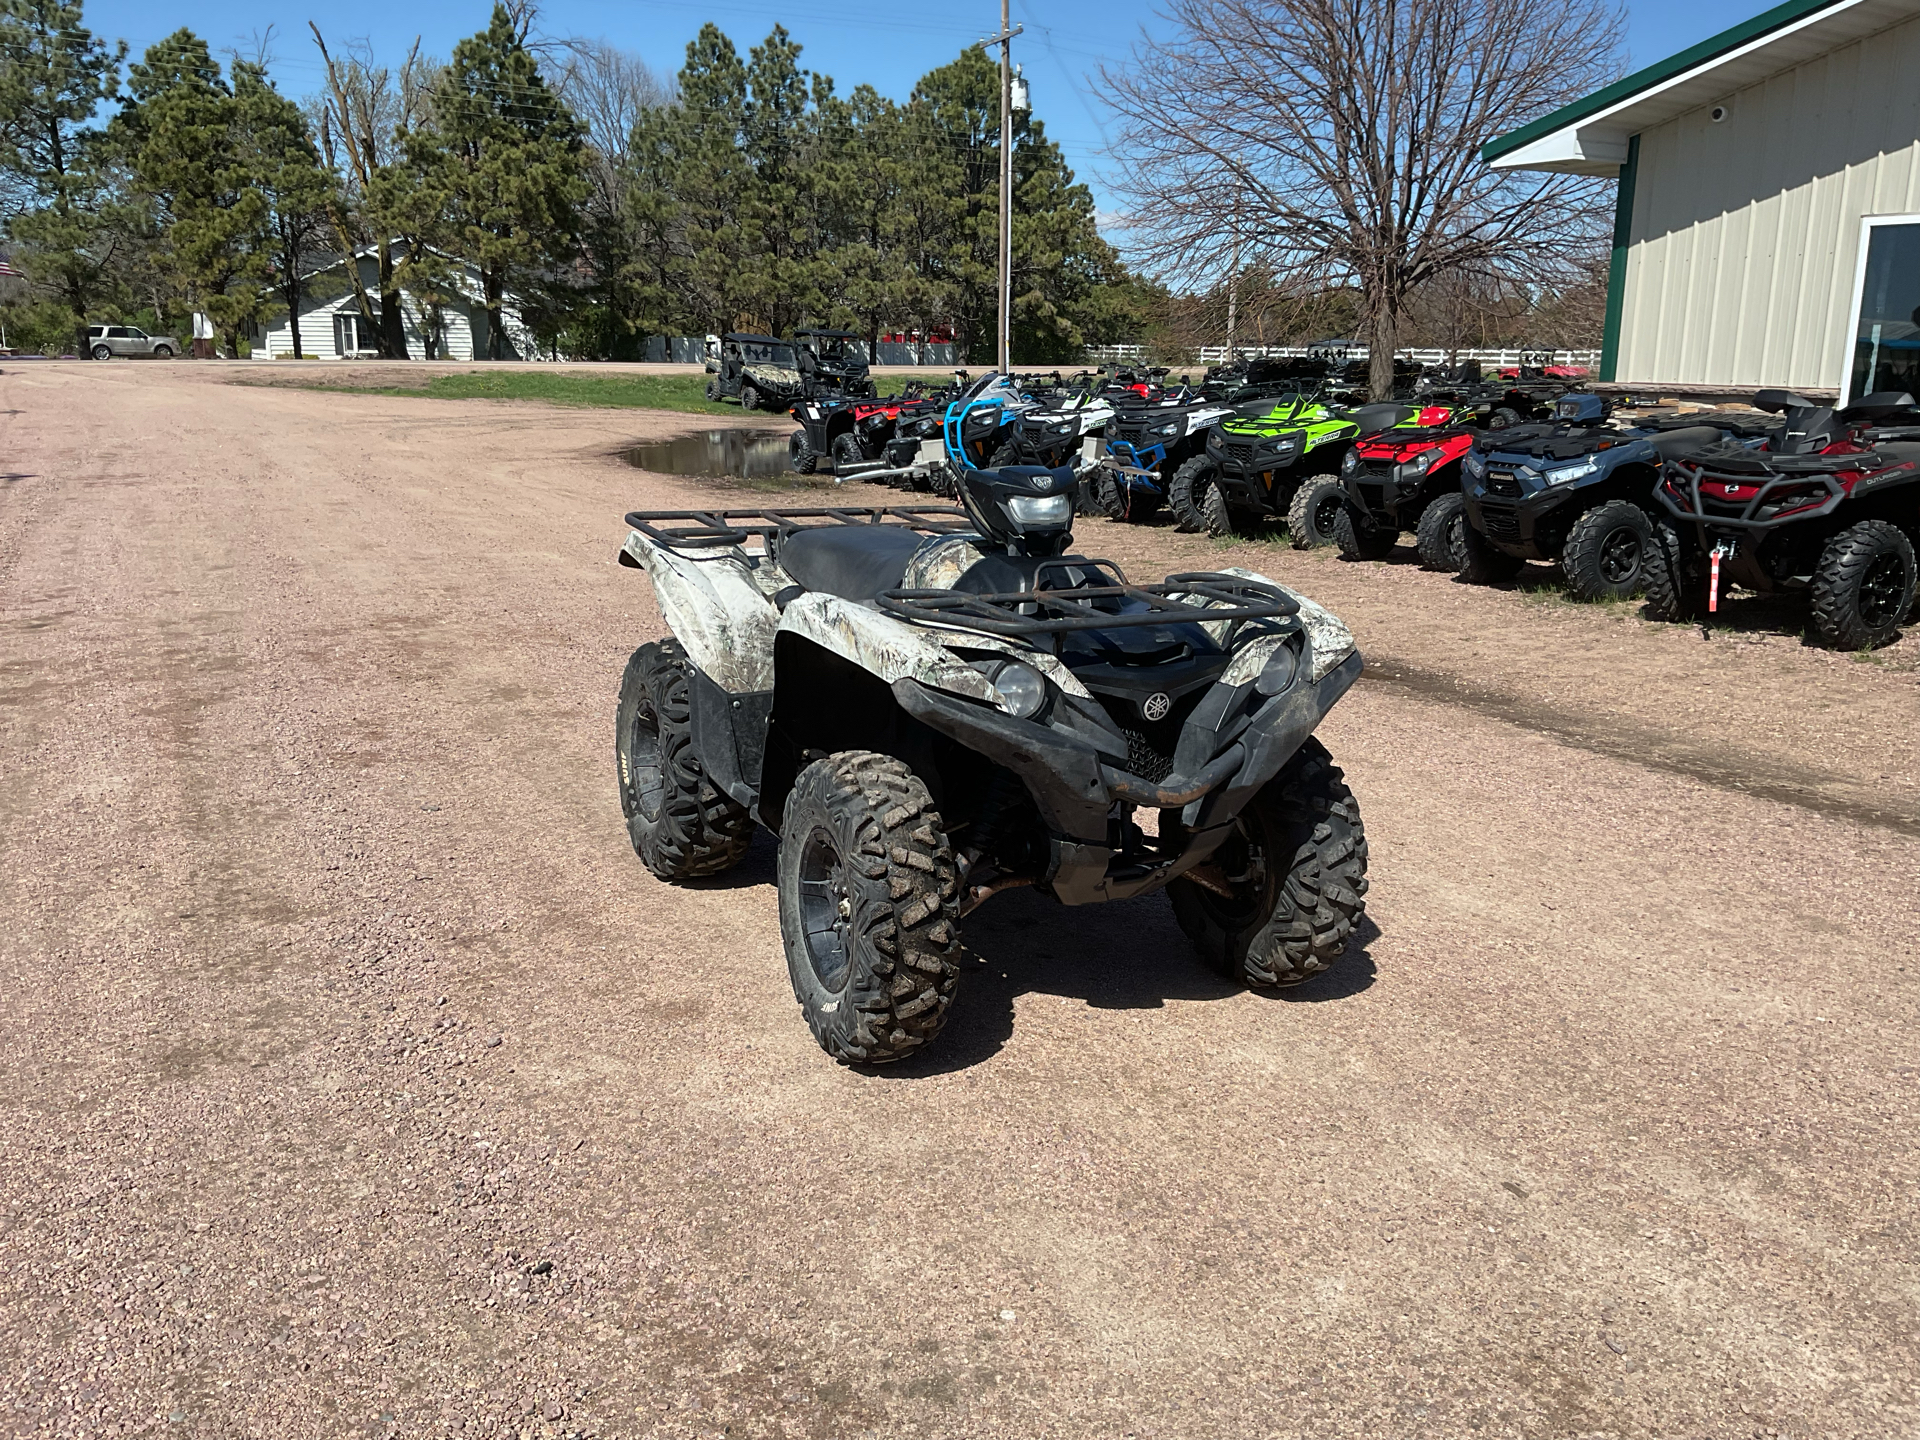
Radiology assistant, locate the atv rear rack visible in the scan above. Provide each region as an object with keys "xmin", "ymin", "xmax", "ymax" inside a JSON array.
[
  {"xmin": 624, "ymin": 505, "xmax": 971, "ymax": 551},
  {"xmin": 877, "ymin": 571, "xmax": 1298, "ymax": 641}
]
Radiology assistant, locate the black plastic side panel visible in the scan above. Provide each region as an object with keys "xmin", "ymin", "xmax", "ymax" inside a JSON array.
[
  {"xmin": 688, "ymin": 668, "xmax": 772, "ymax": 812},
  {"xmin": 1194, "ymin": 648, "xmax": 1363, "ymax": 831}
]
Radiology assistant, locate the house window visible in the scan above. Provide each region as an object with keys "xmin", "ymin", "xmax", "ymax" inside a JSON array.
[
  {"xmin": 1846, "ymin": 218, "xmax": 1920, "ymax": 403},
  {"xmin": 335, "ymin": 312, "xmax": 377, "ymax": 355}
]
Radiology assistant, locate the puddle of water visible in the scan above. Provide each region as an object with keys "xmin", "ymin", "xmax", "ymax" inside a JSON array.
[{"xmin": 625, "ymin": 429, "xmax": 793, "ymax": 479}]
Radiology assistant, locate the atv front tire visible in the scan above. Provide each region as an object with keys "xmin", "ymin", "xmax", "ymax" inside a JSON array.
[
  {"xmin": 1200, "ymin": 482, "xmax": 1245, "ymax": 538},
  {"xmin": 1168, "ymin": 738, "xmax": 1368, "ymax": 988},
  {"xmin": 1562, "ymin": 499, "xmax": 1654, "ymax": 602},
  {"xmin": 1642, "ymin": 522, "xmax": 1705, "ymax": 623},
  {"xmin": 1332, "ymin": 506, "xmax": 1399, "ymax": 560},
  {"xmin": 616, "ymin": 640, "xmax": 755, "ymax": 880},
  {"xmin": 789, "ymin": 429, "xmax": 819, "ymax": 474},
  {"xmin": 1287, "ymin": 477, "xmax": 1347, "ymax": 549},
  {"xmin": 1168, "ymin": 456, "xmax": 1217, "ymax": 533},
  {"xmin": 830, "ymin": 433, "xmax": 865, "ymax": 471},
  {"xmin": 741, "ymin": 383, "xmax": 761, "ymax": 412},
  {"xmin": 777, "ymin": 752, "xmax": 961, "ymax": 1064},
  {"xmin": 1414, "ymin": 492, "xmax": 1467, "ymax": 571},
  {"xmin": 1810, "ymin": 519, "xmax": 1917, "ymax": 650},
  {"xmin": 1458, "ymin": 514, "xmax": 1526, "ymax": 584}
]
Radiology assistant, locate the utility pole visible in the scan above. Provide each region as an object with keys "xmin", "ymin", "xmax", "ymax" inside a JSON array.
[
  {"xmin": 1226, "ymin": 191, "xmax": 1241, "ymax": 358},
  {"xmin": 978, "ymin": 8, "xmax": 1023, "ymax": 375}
]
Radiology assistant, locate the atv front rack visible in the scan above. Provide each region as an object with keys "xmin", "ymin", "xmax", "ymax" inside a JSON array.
[
  {"xmin": 878, "ymin": 571, "xmax": 1298, "ymax": 642},
  {"xmin": 624, "ymin": 505, "xmax": 971, "ymax": 552}
]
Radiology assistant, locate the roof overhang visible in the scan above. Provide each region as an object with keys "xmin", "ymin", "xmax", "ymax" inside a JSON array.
[{"xmin": 1485, "ymin": 0, "xmax": 1920, "ymax": 176}]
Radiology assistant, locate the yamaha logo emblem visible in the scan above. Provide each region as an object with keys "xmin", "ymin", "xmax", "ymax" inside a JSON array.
[{"xmin": 1141, "ymin": 692, "xmax": 1172, "ymax": 722}]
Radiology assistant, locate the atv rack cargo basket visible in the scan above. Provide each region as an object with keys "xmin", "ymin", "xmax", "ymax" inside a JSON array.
[
  {"xmin": 878, "ymin": 569, "xmax": 1298, "ymax": 643},
  {"xmin": 624, "ymin": 505, "xmax": 972, "ymax": 552}
]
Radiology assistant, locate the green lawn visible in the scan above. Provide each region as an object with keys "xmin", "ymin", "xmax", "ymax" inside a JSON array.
[{"xmin": 247, "ymin": 368, "xmax": 927, "ymax": 416}]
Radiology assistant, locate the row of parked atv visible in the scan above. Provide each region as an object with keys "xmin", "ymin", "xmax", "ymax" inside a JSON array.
[{"xmin": 794, "ymin": 359, "xmax": 1917, "ymax": 652}]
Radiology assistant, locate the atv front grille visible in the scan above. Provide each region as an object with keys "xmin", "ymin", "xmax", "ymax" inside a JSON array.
[
  {"xmin": 1480, "ymin": 504, "xmax": 1522, "ymax": 542},
  {"xmin": 1220, "ymin": 437, "xmax": 1263, "ymax": 467},
  {"xmin": 1120, "ymin": 725, "xmax": 1174, "ymax": 784},
  {"xmin": 1354, "ymin": 460, "xmax": 1394, "ymax": 482},
  {"xmin": 1484, "ymin": 469, "xmax": 1524, "ymax": 499}
]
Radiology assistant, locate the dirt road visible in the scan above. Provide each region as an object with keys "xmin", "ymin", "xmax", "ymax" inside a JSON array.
[{"xmin": 2, "ymin": 364, "xmax": 1916, "ymax": 1440}]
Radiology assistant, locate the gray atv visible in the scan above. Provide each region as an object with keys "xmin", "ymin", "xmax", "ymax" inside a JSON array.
[{"xmin": 614, "ymin": 468, "xmax": 1371, "ymax": 1064}]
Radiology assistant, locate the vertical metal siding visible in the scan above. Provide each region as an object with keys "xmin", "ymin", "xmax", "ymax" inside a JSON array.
[{"xmin": 1616, "ymin": 13, "xmax": 1920, "ymax": 388}]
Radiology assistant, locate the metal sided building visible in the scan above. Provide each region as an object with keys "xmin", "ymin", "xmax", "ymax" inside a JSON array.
[{"xmin": 1484, "ymin": 0, "xmax": 1920, "ymax": 403}]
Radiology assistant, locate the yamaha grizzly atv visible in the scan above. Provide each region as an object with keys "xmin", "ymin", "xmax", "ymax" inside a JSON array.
[
  {"xmin": 1456, "ymin": 395, "xmax": 1771, "ymax": 600},
  {"xmin": 1649, "ymin": 389, "xmax": 1920, "ymax": 648},
  {"xmin": 614, "ymin": 472, "xmax": 1371, "ymax": 1065},
  {"xmin": 1170, "ymin": 392, "xmax": 1420, "ymax": 542}
]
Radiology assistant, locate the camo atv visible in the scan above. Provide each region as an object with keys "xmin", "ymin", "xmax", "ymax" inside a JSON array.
[{"xmin": 613, "ymin": 470, "xmax": 1371, "ymax": 1065}]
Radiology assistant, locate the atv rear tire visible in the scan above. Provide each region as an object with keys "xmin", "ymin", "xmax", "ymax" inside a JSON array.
[
  {"xmin": 789, "ymin": 429, "xmax": 819, "ymax": 474},
  {"xmin": 830, "ymin": 433, "xmax": 865, "ymax": 471},
  {"xmin": 1168, "ymin": 738, "xmax": 1368, "ymax": 989},
  {"xmin": 1642, "ymin": 522, "xmax": 1706, "ymax": 623},
  {"xmin": 741, "ymin": 383, "xmax": 761, "ymax": 412},
  {"xmin": 1458, "ymin": 513, "xmax": 1526, "ymax": 585},
  {"xmin": 1810, "ymin": 519, "xmax": 1917, "ymax": 650},
  {"xmin": 705, "ymin": 380, "xmax": 718, "ymax": 401},
  {"xmin": 777, "ymin": 752, "xmax": 961, "ymax": 1064},
  {"xmin": 1415, "ymin": 492, "xmax": 1467, "ymax": 571},
  {"xmin": 1168, "ymin": 456, "xmax": 1217, "ymax": 533},
  {"xmin": 1562, "ymin": 499, "xmax": 1655, "ymax": 602},
  {"xmin": 1488, "ymin": 406, "xmax": 1523, "ymax": 430},
  {"xmin": 616, "ymin": 640, "xmax": 754, "ymax": 880},
  {"xmin": 1287, "ymin": 477, "xmax": 1347, "ymax": 549},
  {"xmin": 1332, "ymin": 505, "xmax": 1399, "ymax": 560}
]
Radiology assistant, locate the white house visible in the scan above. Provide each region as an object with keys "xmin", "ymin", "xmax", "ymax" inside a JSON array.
[{"xmin": 254, "ymin": 244, "xmax": 543, "ymax": 361}]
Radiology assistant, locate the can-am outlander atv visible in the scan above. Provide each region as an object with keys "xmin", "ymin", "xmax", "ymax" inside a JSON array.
[
  {"xmin": 614, "ymin": 474, "xmax": 1371, "ymax": 1065},
  {"xmin": 1456, "ymin": 395, "xmax": 1773, "ymax": 600},
  {"xmin": 1649, "ymin": 389, "xmax": 1920, "ymax": 648}
]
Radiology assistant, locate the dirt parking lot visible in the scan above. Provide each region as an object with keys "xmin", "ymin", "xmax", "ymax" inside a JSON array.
[{"xmin": 2, "ymin": 363, "xmax": 1916, "ymax": 1440}]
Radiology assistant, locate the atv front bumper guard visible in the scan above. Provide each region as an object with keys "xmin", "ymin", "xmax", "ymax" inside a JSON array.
[{"xmin": 895, "ymin": 648, "xmax": 1363, "ymax": 905}]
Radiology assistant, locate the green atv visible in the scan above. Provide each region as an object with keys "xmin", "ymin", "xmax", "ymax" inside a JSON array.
[{"xmin": 1170, "ymin": 394, "xmax": 1432, "ymax": 546}]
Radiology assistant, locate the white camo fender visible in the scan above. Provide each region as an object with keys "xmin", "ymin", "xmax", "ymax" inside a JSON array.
[
  {"xmin": 776, "ymin": 594, "xmax": 1010, "ymax": 709},
  {"xmin": 628, "ymin": 532, "xmax": 778, "ymax": 692}
]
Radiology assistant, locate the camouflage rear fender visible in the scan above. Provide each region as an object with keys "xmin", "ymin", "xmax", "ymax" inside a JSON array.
[{"xmin": 625, "ymin": 533, "xmax": 778, "ymax": 693}]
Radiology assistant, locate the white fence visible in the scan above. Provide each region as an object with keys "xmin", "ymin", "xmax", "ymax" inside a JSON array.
[{"xmin": 1085, "ymin": 344, "xmax": 1602, "ymax": 369}]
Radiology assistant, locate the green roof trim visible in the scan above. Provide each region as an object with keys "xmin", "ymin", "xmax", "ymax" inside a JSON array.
[{"xmin": 1482, "ymin": 0, "xmax": 1850, "ymax": 163}]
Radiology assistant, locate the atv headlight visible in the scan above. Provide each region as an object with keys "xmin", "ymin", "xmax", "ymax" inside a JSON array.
[
  {"xmin": 1463, "ymin": 451, "xmax": 1486, "ymax": 479},
  {"xmin": 979, "ymin": 659, "xmax": 1048, "ymax": 718},
  {"xmin": 1401, "ymin": 450, "xmax": 1434, "ymax": 477},
  {"xmin": 1544, "ymin": 458, "xmax": 1601, "ymax": 487},
  {"xmin": 965, "ymin": 409, "xmax": 1000, "ymax": 432},
  {"xmin": 1264, "ymin": 434, "xmax": 1299, "ymax": 452},
  {"xmin": 1007, "ymin": 493, "xmax": 1073, "ymax": 528},
  {"xmin": 1149, "ymin": 418, "xmax": 1183, "ymax": 438},
  {"xmin": 1341, "ymin": 450, "xmax": 1360, "ymax": 474},
  {"xmin": 1255, "ymin": 642, "xmax": 1299, "ymax": 696}
]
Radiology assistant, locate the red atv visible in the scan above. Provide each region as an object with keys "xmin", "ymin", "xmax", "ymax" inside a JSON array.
[
  {"xmin": 789, "ymin": 388, "xmax": 929, "ymax": 475},
  {"xmin": 1651, "ymin": 389, "xmax": 1920, "ymax": 648},
  {"xmin": 1306, "ymin": 405, "xmax": 1475, "ymax": 565}
]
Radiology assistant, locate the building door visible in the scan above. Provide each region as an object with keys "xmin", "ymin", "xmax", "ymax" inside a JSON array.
[{"xmin": 1845, "ymin": 218, "xmax": 1920, "ymax": 403}]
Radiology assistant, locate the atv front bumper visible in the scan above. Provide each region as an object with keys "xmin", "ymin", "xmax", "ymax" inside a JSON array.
[{"xmin": 893, "ymin": 648, "xmax": 1363, "ymax": 905}]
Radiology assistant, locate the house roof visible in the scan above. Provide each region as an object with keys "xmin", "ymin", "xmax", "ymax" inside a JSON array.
[{"xmin": 1483, "ymin": 0, "xmax": 1920, "ymax": 175}]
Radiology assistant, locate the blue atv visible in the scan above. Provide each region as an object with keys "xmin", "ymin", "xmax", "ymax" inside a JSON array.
[{"xmin": 1456, "ymin": 395, "xmax": 1774, "ymax": 601}]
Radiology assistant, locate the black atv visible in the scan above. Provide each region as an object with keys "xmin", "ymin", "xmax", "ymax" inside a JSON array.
[
  {"xmin": 1650, "ymin": 389, "xmax": 1920, "ymax": 648},
  {"xmin": 1457, "ymin": 395, "xmax": 1774, "ymax": 601},
  {"xmin": 705, "ymin": 333, "xmax": 803, "ymax": 413},
  {"xmin": 794, "ymin": 327, "xmax": 875, "ymax": 400}
]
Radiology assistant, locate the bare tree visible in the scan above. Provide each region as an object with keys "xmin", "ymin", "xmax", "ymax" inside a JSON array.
[
  {"xmin": 1105, "ymin": 0, "xmax": 1623, "ymax": 397},
  {"xmin": 309, "ymin": 25, "xmax": 438, "ymax": 357},
  {"xmin": 540, "ymin": 38, "xmax": 673, "ymax": 214}
]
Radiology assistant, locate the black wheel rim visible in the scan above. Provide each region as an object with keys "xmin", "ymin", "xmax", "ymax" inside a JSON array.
[
  {"xmin": 1858, "ymin": 551, "xmax": 1910, "ymax": 628},
  {"xmin": 624, "ymin": 705, "xmax": 666, "ymax": 822},
  {"xmin": 1195, "ymin": 815, "xmax": 1273, "ymax": 929},
  {"xmin": 1598, "ymin": 525, "xmax": 1643, "ymax": 584},
  {"xmin": 797, "ymin": 825, "xmax": 852, "ymax": 991},
  {"xmin": 1314, "ymin": 492, "xmax": 1344, "ymax": 535}
]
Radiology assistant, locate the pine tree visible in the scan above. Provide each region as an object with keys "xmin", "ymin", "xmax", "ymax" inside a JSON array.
[
  {"xmin": 0, "ymin": 0, "xmax": 132, "ymax": 348},
  {"xmin": 412, "ymin": 5, "xmax": 586, "ymax": 359},
  {"xmin": 232, "ymin": 62, "xmax": 335, "ymax": 359}
]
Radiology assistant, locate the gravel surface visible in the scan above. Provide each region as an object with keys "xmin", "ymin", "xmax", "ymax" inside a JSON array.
[{"xmin": 2, "ymin": 363, "xmax": 1916, "ymax": 1440}]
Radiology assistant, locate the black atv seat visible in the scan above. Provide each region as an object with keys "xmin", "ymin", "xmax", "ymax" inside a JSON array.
[
  {"xmin": 1649, "ymin": 425, "xmax": 1724, "ymax": 460},
  {"xmin": 780, "ymin": 524, "xmax": 926, "ymax": 602}
]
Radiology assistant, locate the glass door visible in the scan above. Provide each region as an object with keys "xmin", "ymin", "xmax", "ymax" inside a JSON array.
[{"xmin": 1847, "ymin": 219, "xmax": 1920, "ymax": 403}]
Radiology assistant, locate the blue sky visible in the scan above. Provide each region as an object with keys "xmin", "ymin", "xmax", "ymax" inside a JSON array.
[{"xmin": 85, "ymin": 0, "xmax": 1768, "ymax": 213}]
